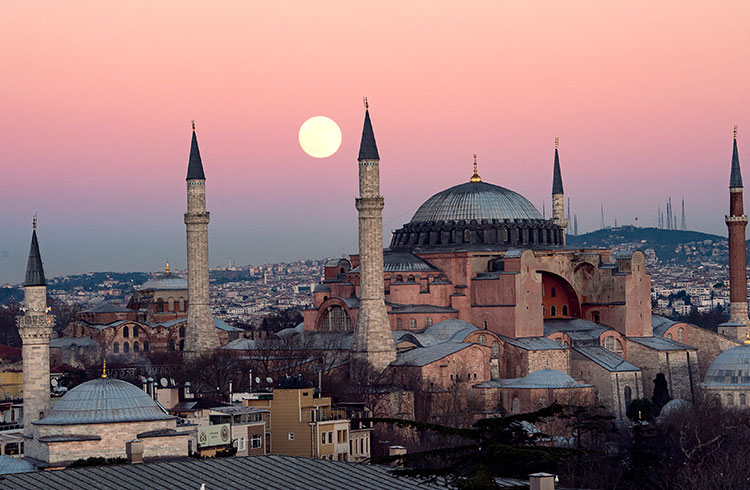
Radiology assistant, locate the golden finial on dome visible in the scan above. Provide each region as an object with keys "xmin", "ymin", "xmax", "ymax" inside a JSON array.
[
  {"xmin": 744, "ymin": 327, "xmax": 750, "ymax": 345},
  {"xmin": 165, "ymin": 260, "xmax": 170, "ymax": 274},
  {"xmin": 102, "ymin": 358, "xmax": 107, "ymax": 378},
  {"xmin": 470, "ymin": 154, "xmax": 482, "ymax": 183}
]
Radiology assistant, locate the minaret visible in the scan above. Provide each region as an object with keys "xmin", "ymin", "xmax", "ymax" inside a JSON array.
[
  {"xmin": 681, "ymin": 197, "xmax": 686, "ymax": 231},
  {"xmin": 350, "ymin": 102, "xmax": 396, "ymax": 375},
  {"xmin": 184, "ymin": 122, "xmax": 218, "ymax": 354},
  {"xmin": 720, "ymin": 126, "xmax": 749, "ymax": 340},
  {"xmin": 551, "ymin": 137, "xmax": 568, "ymax": 244},
  {"xmin": 17, "ymin": 218, "xmax": 54, "ymax": 437}
]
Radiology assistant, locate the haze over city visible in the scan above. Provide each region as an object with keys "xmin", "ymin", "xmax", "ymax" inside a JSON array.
[{"xmin": 2, "ymin": 1, "xmax": 749, "ymax": 284}]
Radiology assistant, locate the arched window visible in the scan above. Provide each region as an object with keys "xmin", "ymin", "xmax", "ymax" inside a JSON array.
[
  {"xmin": 477, "ymin": 335, "xmax": 486, "ymax": 345},
  {"xmin": 123, "ymin": 326, "xmax": 129, "ymax": 338},
  {"xmin": 550, "ymin": 306, "xmax": 557, "ymax": 316},
  {"xmin": 603, "ymin": 336, "xmax": 624, "ymax": 356},
  {"xmin": 321, "ymin": 306, "xmax": 354, "ymax": 331},
  {"xmin": 512, "ymin": 397, "xmax": 520, "ymax": 414},
  {"xmin": 123, "ymin": 342, "xmax": 130, "ymax": 353},
  {"xmin": 425, "ymin": 317, "xmax": 433, "ymax": 327},
  {"xmin": 727, "ymin": 394, "xmax": 734, "ymax": 406},
  {"xmin": 179, "ymin": 339, "xmax": 185, "ymax": 351},
  {"xmin": 551, "ymin": 287, "xmax": 556, "ymax": 298},
  {"xmin": 463, "ymin": 229, "xmax": 471, "ymax": 242},
  {"xmin": 666, "ymin": 333, "xmax": 673, "ymax": 340},
  {"xmin": 592, "ymin": 311, "xmax": 601, "ymax": 323},
  {"xmin": 503, "ymin": 228, "xmax": 509, "ymax": 243},
  {"xmin": 133, "ymin": 341, "xmax": 139, "ymax": 353},
  {"xmin": 562, "ymin": 305, "xmax": 568, "ymax": 316},
  {"xmin": 397, "ymin": 318, "xmax": 403, "ymax": 329},
  {"xmin": 624, "ymin": 386, "xmax": 632, "ymax": 407},
  {"xmin": 157, "ymin": 298, "xmax": 164, "ymax": 312},
  {"xmin": 409, "ymin": 318, "xmax": 417, "ymax": 330},
  {"xmin": 113, "ymin": 342, "xmax": 119, "ymax": 353},
  {"xmin": 407, "ymin": 275, "xmax": 415, "ymax": 283},
  {"xmin": 133, "ymin": 326, "xmax": 139, "ymax": 337},
  {"xmin": 144, "ymin": 341, "xmax": 150, "ymax": 352},
  {"xmin": 677, "ymin": 327, "xmax": 684, "ymax": 343},
  {"xmin": 491, "ymin": 341, "xmax": 499, "ymax": 357},
  {"xmin": 741, "ymin": 394, "xmax": 747, "ymax": 406},
  {"xmin": 179, "ymin": 326, "xmax": 186, "ymax": 338},
  {"xmin": 169, "ymin": 340, "xmax": 176, "ymax": 351}
]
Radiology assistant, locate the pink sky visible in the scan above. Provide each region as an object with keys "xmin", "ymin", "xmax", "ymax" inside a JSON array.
[{"xmin": 1, "ymin": 1, "xmax": 749, "ymax": 283}]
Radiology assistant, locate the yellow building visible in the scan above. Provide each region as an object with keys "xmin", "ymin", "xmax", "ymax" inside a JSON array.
[
  {"xmin": 242, "ymin": 385, "xmax": 351, "ymax": 460},
  {"xmin": 0, "ymin": 372, "xmax": 22, "ymax": 400}
]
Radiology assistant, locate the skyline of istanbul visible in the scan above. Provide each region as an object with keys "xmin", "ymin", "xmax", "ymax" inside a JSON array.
[{"xmin": 2, "ymin": 2, "xmax": 749, "ymax": 284}]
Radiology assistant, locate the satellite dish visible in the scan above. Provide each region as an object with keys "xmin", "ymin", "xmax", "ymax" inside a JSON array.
[
  {"xmin": 254, "ymin": 377, "xmax": 261, "ymax": 384},
  {"xmin": 266, "ymin": 377, "xmax": 273, "ymax": 384},
  {"xmin": 160, "ymin": 377, "xmax": 168, "ymax": 388},
  {"xmin": 50, "ymin": 379, "xmax": 58, "ymax": 387}
]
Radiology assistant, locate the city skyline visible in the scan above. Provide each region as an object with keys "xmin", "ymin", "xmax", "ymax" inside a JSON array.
[{"xmin": 2, "ymin": 2, "xmax": 750, "ymax": 284}]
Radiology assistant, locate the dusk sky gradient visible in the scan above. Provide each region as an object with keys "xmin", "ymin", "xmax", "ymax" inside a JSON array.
[{"xmin": 2, "ymin": 1, "xmax": 750, "ymax": 284}]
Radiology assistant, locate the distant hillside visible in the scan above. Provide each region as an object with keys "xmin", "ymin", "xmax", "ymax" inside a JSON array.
[{"xmin": 566, "ymin": 226, "xmax": 728, "ymax": 264}]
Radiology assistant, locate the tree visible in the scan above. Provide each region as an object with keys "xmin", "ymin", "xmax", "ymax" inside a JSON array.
[
  {"xmin": 652, "ymin": 373, "xmax": 671, "ymax": 414},
  {"xmin": 626, "ymin": 398, "xmax": 656, "ymax": 423},
  {"xmin": 260, "ymin": 308, "xmax": 303, "ymax": 333}
]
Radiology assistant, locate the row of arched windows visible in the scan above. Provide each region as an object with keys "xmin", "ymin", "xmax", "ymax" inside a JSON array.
[
  {"xmin": 726, "ymin": 393, "xmax": 747, "ymax": 406},
  {"xmin": 666, "ymin": 327, "xmax": 685, "ymax": 343},
  {"xmin": 112, "ymin": 341, "xmax": 149, "ymax": 354},
  {"xmin": 155, "ymin": 297, "xmax": 187, "ymax": 313},
  {"xmin": 544, "ymin": 304, "xmax": 569, "ymax": 317},
  {"xmin": 122, "ymin": 325, "xmax": 139, "ymax": 338}
]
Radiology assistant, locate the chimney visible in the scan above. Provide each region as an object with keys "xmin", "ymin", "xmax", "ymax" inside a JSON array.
[
  {"xmin": 529, "ymin": 472, "xmax": 556, "ymax": 490},
  {"xmin": 126, "ymin": 439, "xmax": 144, "ymax": 464},
  {"xmin": 388, "ymin": 445, "xmax": 406, "ymax": 466}
]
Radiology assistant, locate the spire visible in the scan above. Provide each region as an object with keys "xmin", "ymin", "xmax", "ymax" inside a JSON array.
[
  {"xmin": 730, "ymin": 125, "xmax": 742, "ymax": 188},
  {"xmin": 470, "ymin": 154, "xmax": 482, "ymax": 183},
  {"xmin": 552, "ymin": 137, "xmax": 564, "ymax": 195},
  {"xmin": 102, "ymin": 358, "xmax": 107, "ymax": 378},
  {"xmin": 25, "ymin": 216, "xmax": 46, "ymax": 287},
  {"xmin": 186, "ymin": 121, "xmax": 206, "ymax": 180},
  {"xmin": 358, "ymin": 101, "xmax": 380, "ymax": 160}
]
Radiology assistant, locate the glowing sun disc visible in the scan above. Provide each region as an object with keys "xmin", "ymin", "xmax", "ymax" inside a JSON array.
[{"xmin": 298, "ymin": 116, "xmax": 342, "ymax": 158}]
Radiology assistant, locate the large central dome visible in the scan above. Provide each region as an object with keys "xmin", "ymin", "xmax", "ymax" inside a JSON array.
[{"xmin": 409, "ymin": 181, "xmax": 543, "ymax": 224}]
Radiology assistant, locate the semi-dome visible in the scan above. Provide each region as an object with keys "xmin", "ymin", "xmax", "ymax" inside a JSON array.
[
  {"xmin": 704, "ymin": 343, "xmax": 750, "ymax": 386},
  {"xmin": 35, "ymin": 377, "xmax": 174, "ymax": 425},
  {"xmin": 410, "ymin": 181, "xmax": 543, "ymax": 224}
]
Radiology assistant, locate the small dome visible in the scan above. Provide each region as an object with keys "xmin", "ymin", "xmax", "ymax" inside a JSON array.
[
  {"xmin": 704, "ymin": 344, "xmax": 750, "ymax": 386},
  {"xmin": 35, "ymin": 378, "xmax": 174, "ymax": 425},
  {"xmin": 519, "ymin": 369, "xmax": 580, "ymax": 388},
  {"xmin": 410, "ymin": 181, "xmax": 542, "ymax": 224},
  {"xmin": 138, "ymin": 273, "xmax": 188, "ymax": 291}
]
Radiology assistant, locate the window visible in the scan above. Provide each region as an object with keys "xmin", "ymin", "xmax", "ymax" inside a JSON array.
[
  {"xmin": 409, "ymin": 318, "xmax": 417, "ymax": 330},
  {"xmin": 350, "ymin": 440, "xmax": 353, "ymax": 455},
  {"xmin": 133, "ymin": 341, "xmax": 139, "ymax": 353},
  {"xmin": 551, "ymin": 287, "xmax": 556, "ymax": 298},
  {"xmin": 338, "ymin": 430, "xmax": 347, "ymax": 443},
  {"xmin": 397, "ymin": 318, "xmax": 403, "ymax": 329},
  {"xmin": 550, "ymin": 306, "xmax": 556, "ymax": 316},
  {"xmin": 252, "ymin": 412, "xmax": 263, "ymax": 422},
  {"xmin": 322, "ymin": 432, "xmax": 327, "ymax": 445},
  {"xmin": 288, "ymin": 433, "xmax": 295, "ymax": 440},
  {"xmin": 123, "ymin": 326, "xmax": 129, "ymax": 338},
  {"xmin": 512, "ymin": 397, "xmax": 520, "ymax": 414},
  {"xmin": 179, "ymin": 326, "xmax": 186, "ymax": 338},
  {"xmin": 328, "ymin": 432, "xmax": 333, "ymax": 444},
  {"xmin": 677, "ymin": 327, "xmax": 684, "ymax": 343},
  {"xmin": 123, "ymin": 342, "xmax": 130, "ymax": 353},
  {"xmin": 562, "ymin": 305, "xmax": 568, "ymax": 316},
  {"xmin": 169, "ymin": 340, "xmax": 176, "ymax": 351},
  {"xmin": 592, "ymin": 311, "xmax": 600, "ymax": 323},
  {"xmin": 238, "ymin": 437, "xmax": 246, "ymax": 451},
  {"xmin": 249, "ymin": 435, "xmax": 261, "ymax": 449},
  {"xmin": 144, "ymin": 341, "xmax": 149, "ymax": 352},
  {"xmin": 179, "ymin": 339, "xmax": 185, "ymax": 351},
  {"xmin": 624, "ymin": 386, "xmax": 632, "ymax": 407},
  {"xmin": 425, "ymin": 317, "xmax": 433, "ymax": 327},
  {"xmin": 321, "ymin": 305, "xmax": 354, "ymax": 331},
  {"xmin": 133, "ymin": 326, "xmax": 139, "ymax": 337},
  {"xmin": 603, "ymin": 336, "xmax": 624, "ymax": 356},
  {"xmin": 666, "ymin": 333, "xmax": 673, "ymax": 340},
  {"xmin": 727, "ymin": 394, "xmax": 734, "ymax": 406},
  {"xmin": 157, "ymin": 299, "xmax": 164, "ymax": 312},
  {"xmin": 477, "ymin": 335, "xmax": 486, "ymax": 345},
  {"xmin": 491, "ymin": 341, "xmax": 499, "ymax": 357},
  {"xmin": 741, "ymin": 394, "xmax": 747, "ymax": 406},
  {"xmin": 483, "ymin": 320, "xmax": 488, "ymax": 329},
  {"xmin": 113, "ymin": 342, "xmax": 119, "ymax": 353}
]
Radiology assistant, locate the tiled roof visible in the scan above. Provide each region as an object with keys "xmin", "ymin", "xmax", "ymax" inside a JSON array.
[
  {"xmin": 572, "ymin": 346, "xmax": 640, "ymax": 372},
  {"xmin": 392, "ymin": 342, "xmax": 472, "ymax": 367},
  {"xmin": 497, "ymin": 335, "xmax": 566, "ymax": 351},
  {"xmin": 628, "ymin": 336, "xmax": 695, "ymax": 351}
]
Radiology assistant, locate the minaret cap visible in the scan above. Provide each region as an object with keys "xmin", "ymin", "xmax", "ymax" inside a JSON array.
[
  {"xmin": 470, "ymin": 154, "xmax": 482, "ymax": 183},
  {"xmin": 25, "ymin": 217, "xmax": 46, "ymax": 287},
  {"xmin": 358, "ymin": 100, "xmax": 380, "ymax": 160},
  {"xmin": 552, "ymin": 138, "xmax": 564, "ymax": 195},
  {"xmin": 186, "ymin": 122, "xmax": 206, "ymax": 180},
  {"xmin": 730, "ymin": 125, "xmax": 742, "ymax": 188}
]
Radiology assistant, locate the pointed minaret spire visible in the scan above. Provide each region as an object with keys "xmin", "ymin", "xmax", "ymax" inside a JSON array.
[
  {"xmin": 551, "ymin": 137, "xmax": 568, "ymax": 245},
  {"xmin": 552, "ymin": 137, "xmax": 564, "ymax": 195},
  {"xmin": 25, "ymin": 215, "xmax": 46, "ymax": 287},
  {"xmin": 187, "ymin": 120, "xmax": 206, "ymax": 180},
  {"xmin": 730, "ymin": 125, "xmax": 742, "ymax": 188},
  {"xmin": 358, "ymin": 101, "xmax": 380, "ymax": 160}
]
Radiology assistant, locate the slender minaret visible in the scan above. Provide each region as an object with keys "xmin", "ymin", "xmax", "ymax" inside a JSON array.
[
  {"xmin": 17, "ymin": 218, "xmax": 54, "ymax": 437},
  {"xmin": 351, "ymin": 102, "xmax": 396, "ymax": 375},
  {"xmin": 184, "ymin": 122, "xmax": 218, "ymax": 354},
  {"xmin": 551, "ymin": 137, "xmax": 568, "ymax": 244},
  {"xmin": 681, "ymin": 197, "xmax": 686, "ymax": 231},
  {"xmin": 720, "ymin": 126, "xmax": 750, "ymax": 340}
]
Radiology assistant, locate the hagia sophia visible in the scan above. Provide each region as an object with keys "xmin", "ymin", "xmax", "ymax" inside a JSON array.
[{"xmin": 13, "ymin": 107, "xmax": 750, "ymax": 468}]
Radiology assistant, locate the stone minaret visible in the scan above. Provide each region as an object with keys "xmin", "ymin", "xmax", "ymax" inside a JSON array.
[
  {"xmin": 17, "ymin": 219, "xmax": 54, "ymax": 437},
  {"xmin": 351, "ymin": 104, "xmax": 396, "ymax": 375},
  {"xmin": 719, "ymin": 126, "xmax": 749, "ymax": 340},
  {"xmin": 184, "ymin": 123, "xmax": 218, "ymax": 354},
  {"xmin": 551, "ymin": 137, "xmax": 569, "ymax": 245}
]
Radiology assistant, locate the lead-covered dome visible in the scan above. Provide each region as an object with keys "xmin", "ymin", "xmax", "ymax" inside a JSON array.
[
  {"xmin": 35, "ymin": 378, "xmax": 174, "ymax": 425},
  {"xmin": 704, "ymin": 344, "xmax": 750, "ymax": 386},
  {"xmin": 138, "ymin": 273, "xmax": 188, "ymax": 291},
  {"xmin": 410, "ymin": 181, "xmax": 543, "ymax": 224}
]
